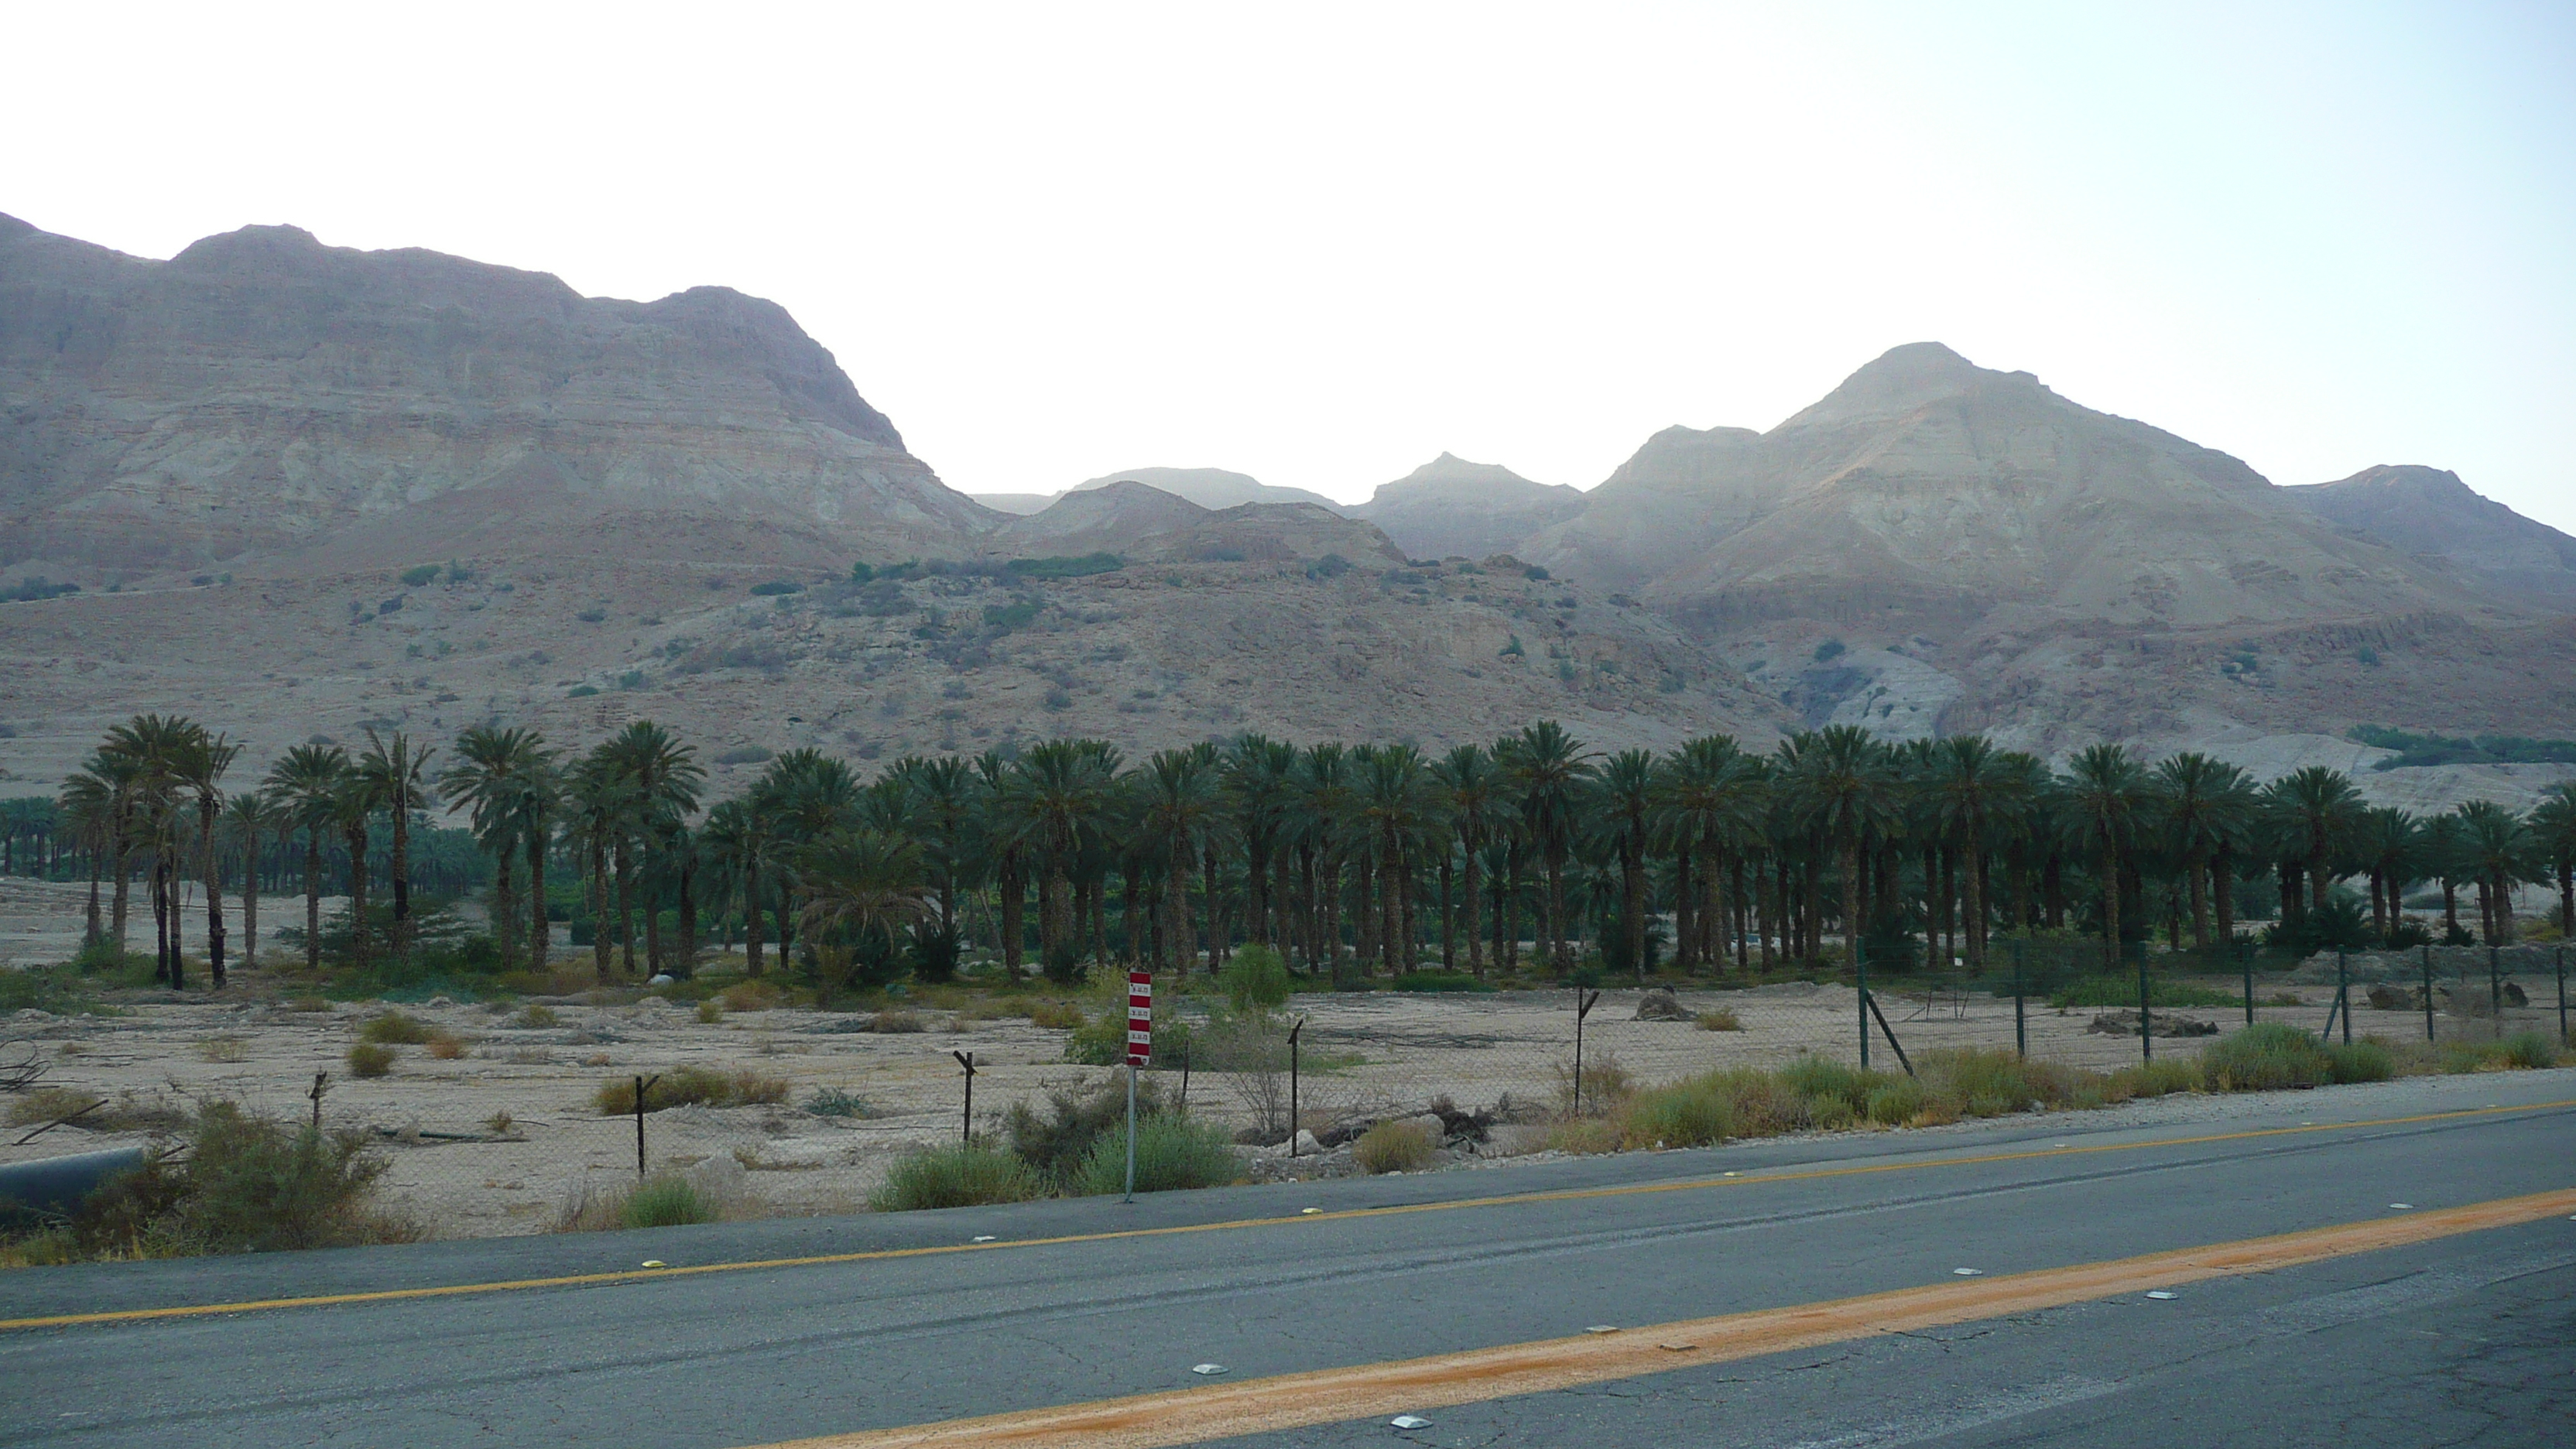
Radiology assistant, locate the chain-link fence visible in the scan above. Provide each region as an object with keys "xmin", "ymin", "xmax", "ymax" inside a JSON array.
[{"xmin": 5, "ymin": 945, "xmax": 2569, "ymax": 1239}]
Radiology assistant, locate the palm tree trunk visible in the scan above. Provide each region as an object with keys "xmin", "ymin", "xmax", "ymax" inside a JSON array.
[
  {"xmin": 1438, "ymin": 854, "xmax": 1455, "ymax": 971},
  {"xmin": 1672, "ymin": 845, "xmax": 1694, "ymax": 973},
  {"xmin": 1545, "ymin": 849, "xmax": 1568, "ymax": 975},
  {"xmin": 84, "ymin": 848, "xmax": 103, "ymax": 946},
  {"xmin": 391, "ymin": 804, "xmax": 412, "ymax": 948},
  {"xmin": 200, "ymin": 800, "xmax": 227, "ymax": 987},
  {"xmin": 305, "ymin": 831, "xmax": 324, "ymax": 970},
  {"xmin": 743, "ymin": 875, "xmax": 766, "ymax": 976},
  {"xmin": 1163, "ymin": 855, "xmax": 1188, "ymax": 976},
  {"xmin": 1461, "ymin": 841, "xmax": 1483, "ymax": 977},
  {"xmin": 678, "ymin": 855, "xmax": 697, "ymax": 972},
  {"xmin": 2214, "ymin": 845, "xmax": 2236, "ymax": 954},
  {"xmin": 110, "ymin": 821, "xmax": 132, "ymax": 950},
  {"xmin": 589, "ymin": 835, "xmax": 611, "ymax": 979},
  {"xmin": 1840, "ymin": 846, "xmax": 1862, "ymax": 979},
  {"xmin": 2100, "ymin": 846, "xmax": 2122, "ymax": 968},
  {"xmin": 999, "ymin": 858, "xmax": 1025, "ymax": 978},
  {"xmin": 2187, "ymin": 850, "xmax": 2211, "ymax": 951},
  {"xmin": 345, "ymin": 823, "xmax": 371, "ymax": 969},
  {"xmin": 492, "ymin": 848, "xmax": 520, "ymax": 971},
  {"xmin": 526, "ymin": 831, "xmax": 548, "ymax": 971}
]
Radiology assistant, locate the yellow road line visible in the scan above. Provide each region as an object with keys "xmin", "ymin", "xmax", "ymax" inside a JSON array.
[
  {"xmin": 750, "ymin": 1187, "xmax": 2576, "ymax": 1449},
  {"xmin": 2, "ymin": 1098, "xmax": 2564, "ymax": 1334}
]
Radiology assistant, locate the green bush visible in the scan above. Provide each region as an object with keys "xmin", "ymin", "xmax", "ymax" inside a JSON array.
[
  {"xmin": 1779, "ymin": 1056, "xmax": 1881, "ymax": 1117},
  {"xmin": 871, "ymin": 1143, "xmax": 1046, "ymax": 1211},
  {"xmin": 1353, "ymin": 1119, "xmax": 1440, "ymax": 1173},
  {"xmin": 358, "ymin": 1010, "xmax": 435, "ymax": 1044},
  {"xmin": 2500, "ymin": 1031, "xmax": 2560, "ymax": 1069},
  {"xmin": 594, "ymin": 1067, "xmax": 790, "ymax": 1115},
  {"xmin": 1003, "ymin": 1077, "xmax": 1169, "ymax": 1186},
  {"xmin": 620, "ymin": 1175, "xmax": 719, "ymax": 1228},
  {"xmin": 1074, "ymin": 1114, "xmax": 1238, "ymax": 1196},
  {"xmin": 1619, "ymin": 1079, "xmax": 1736, "ymax": 1148},
  {"xmin": 1865, "ymin": 1079, "xmax": 1929, "ymax": 1125},
  {"xmin": 346, "ymin": 1042, "xmax": 395, "ymax": 1077},
  {"xmin": 803, "ymin": 1087, "xmax": 876, "ymax": 1118},
  {"xmin": 2200, "ymin": 1023, "xmax": 2333, "ymax": 1091},
  {"xmin": 399, "ymin": 564, "xmax": 441, "ymax": 587},
  {"xmin": 2105, "ymin": 1058, "xmax": 2201, "ymax": 1099},
  {"xmin": 62, "ymin": 1103, "xmax": 409, "ymax": 1258},
  {"xmin": 1219, "ymin": 946, "xmax": 1292, "ymax": 1010},
  {"xmin": 2325, "ymin": 1038, "xmax": 2398, "ymax": 1083}
]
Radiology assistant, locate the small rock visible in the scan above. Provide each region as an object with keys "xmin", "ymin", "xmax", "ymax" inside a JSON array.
[
  {"xmin": 1634, "ymin": 988, "xmax": 1691, "ymax": 1022},
  {"xmin": 647, "ymin": 974, "xmax": 677, "ymax": 986},
  {"xmin": 424, "ymin": 995, "xmax": 454, "ymax": 1009},
  {"xmin": 14, "ymin": 1009, "xmax": 53, "ymax": 1022}
]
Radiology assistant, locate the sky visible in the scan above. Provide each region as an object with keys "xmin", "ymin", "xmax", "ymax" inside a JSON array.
[{"xmin": 8, "ymin": 2, "xmax": 2572, "ymax": 528}]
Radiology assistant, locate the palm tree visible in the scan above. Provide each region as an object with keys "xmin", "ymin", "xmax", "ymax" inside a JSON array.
[
  {"xmin": 597, "ymin": 721, "xmax": 704, "ymax": 975},
  {"xmin": 1497, "ymin": 721, "xmax": 1594, "ymax": 973},
  {"xmin": 699, "ymin": 798, "xmax": 776, "ymax": 974},
  {"xmin": 1354, "ymin": 744, "xmax": 1440, "ymax": 978},
  {"xmin": 793, "ymin": 830, "xmax": 931, "ymax": 985},
  {"xmin": 1430, "ymin": 745, "xmax": 1502, "ymax": 975},
  {"xmin": 1925, "ymin": 735, "xmax": 2027, "ymax": 969},
  {"xmin": 2352, "ymin": 807, "xmax": 2424, "ymax": 940},
  {"xmin": 1133, "ymin": 747, "xmax": 1221, "ymax": 976},
  {"xmin": 443, "ymin": 727, "xmax": 549, "ymax": 971},
  {"xmin": 164, "ymin": 727, "xmax": 242, "ymax": 986},
  {"xmin": 1591, "ymin": 749, "xmax": 1659, "ymax": 979},
  {"xmin": 1786, "ymin": 726, "xmax": 1904, "ymax": 974},
  {"xmin": 2532, "ymin": 783, "xmax": 2576, "ymax": 939},
  {"xmin": 2062, "ymin": 744, "xmax": 2150, "ymax": 968},
  {"xmin": 2456, "ymin": 800, "xmax": 2534, "ymax": 944},
  {"xmin": 217, "ymin": 789, "xmax": 284, "ymax": 968},
  {"xmin": 264, "ymin": 745, "xmax": 351, "ymax": 969},
  {"xmin": 2419, "ymin": 810, "xmax": 2471, "ymax": 942},
  {"xmin": 2267, "ymin": 766, "xmax": 2362, "ymax": 920},
  {"xmin": 356, "ymin": 728, "xmax": 437, "ymax": 951},
  {"xmin": 2151, "ymin": 752, "xmax": 2253, "ymax": 954}
]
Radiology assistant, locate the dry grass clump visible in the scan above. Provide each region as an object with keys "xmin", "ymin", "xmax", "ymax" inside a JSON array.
[
  {"xmin": 868, "ymin": 1009, "xmax": 928, "ymax": 1034},
  {"xmin": 196, "ymin": 1036, "xmax": 250, "ymax": 1063},
  {"xmin": 346, "ymin": 1042, "xmax": 395, "ymax": 1077},
  {"xmin": 869, "ymin": 1143, "xmax": 1044, "ymax": 1211},
  {"xmin": 555, "ymin": 1168, "xmax": 740, "ymax": 1231},
  {"xmin": 1354, "ymin": 1119, "xmax": 1440, "ymax": 1174},
  {"xmin": 358, "ymin": 1011, "xmax": 434, "ymax": 1045},
  {"xmin": 512, "ymin": 1004, "xmax": 560, "ymax": 1029},
  {"xmin": 1029, "ymin": 1000, "xmax": 1087, "ymax": 1030},
  {"xmin": 1695, "ymin": 1008, "xmax": 1744, "ymax": 1032},
  {"xmin": 1551, "ymin": 1050, "xmax": 1637, "ymax": 1116},
  {"xmin": 4, "ymin": 1087, "xmax": 186, "ymax": 1134},
  {"xmin": 593, "ymin": 1066, "xmax": 791, "ymax": 1115},
  {"xmin": 718, "ymin": 980, "xmax": 784, "ymax": 1012},
  {"xmin": 285, "ymin": 996, "xmax": 331, "ymax": 1013},
  {"xmin": 424, "ymin": 1032, "xmax": 468, "ymax": 1060},
  {"xmin": 580, "ymin": 1050, "xmax": 613, "ymax": 1067},
  {"xmin": 696, "ymin": 1001, "xmax": 725, "ymax": 1025}
]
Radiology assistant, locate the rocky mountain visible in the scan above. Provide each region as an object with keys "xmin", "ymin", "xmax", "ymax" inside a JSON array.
[
  {"xmin": 1349, "ymin": 453, "xmax": 1584, "ymax": 562},
  {"xmin": 976, "ymin": 467, "xmax": 1344, "ymax": 518},
  {"xmin": 1507, "ymin": 343, "xmax": 2574, "ymax": 752},
  {"xmin": 0, "ymin": 217, "xmax": 1792, "ymax": 792},
  {"xmin": 0, "ymin": 212, "xmax": 992, "ymax": 577},
  {"xmin": 2283, "ymin": 464, "xmax": 2576, "ymax": 605}
]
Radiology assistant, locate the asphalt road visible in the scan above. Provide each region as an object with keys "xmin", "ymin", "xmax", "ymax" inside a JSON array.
[{"xmin": 5, "ymin": 1070, "xmax": 2573, "ymax": 1449}]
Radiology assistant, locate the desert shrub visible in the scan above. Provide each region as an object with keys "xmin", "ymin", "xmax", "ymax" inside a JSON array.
[
  {"xmin": 718, "ymin": 979, "xmax": 785, "ymax": 1012},
  {"xmin": 2325, "ymin": 1038, "xmax": 2397, "ymax": 1083},
  {"xmin": 1002, "ymin": 1077, "xmax": 1171, "ymax": 1186},
  {"xmin": 1617, "ymin": 1078, "xmax": 1736, "ymax": 1148},
  {"xmin": 63, "ymin": 1103, "xmax": 410, "ymax": 1258},
  {"xmin": 2200, "ymin": 1023, "xmax": 2333, "ymax": 1091},
  {"xmin": 1695, "ymin": 1008, "xmax": 1743, "ymax": 1032},
  {"xmin": 2103, "ymin": 1058, "xmax": 2200, "ymax": 1101},
  {"xmin": 1552, "ymin": 1050, "xmax": 1636, "ymax": 1115},
  {"xmin": 196, "ymin": 1036, "xmax": 250, "ymax": 1063},
  {"xmin": 1917, "ymin": 1049, "xmax": 2086, "ymax": 1117},
  {"xmin": 1865, "ymin": 1078, "xmax": 1930, "ymax": 1125},
  {"xmin": 870, "ymin": 1143, "xmax": 1045, "ymax": 1211},
  {"xmin": 347, "ymin": 1042, "xmax": 395, "ymax": 1077},
  {"xmin": 594, "ymin": 1067, "xmax": 790, "ymax": 1115},
  {"xmin": 1219, "ymin": 945, "xmax": 1293, "ymax": 1010},
  {"xmin": 1064, "ymin": 1001, "xmax": 1190, "ymax": 1064},
  {"xmin": 1029, "ymin": 1000, "xmax": 1087, "ymax": 1030},
  {"xmin": 1074, "ymin": 1114, "xmax": 1238, "ymax": 1195},
  {"xmin": 1354, "ymin": 1119, "xmax": 1440, "ymax": 1173},
  {"xmin": 696, "ymin": 1000, "xmax": 724, "ymax": 1025},
  {"xmin": 358, "ymin": 1011, "xmax": 435, "ymax": 1045},
  {"xmin": 619, "ymin": 1175, "xmax": 719, "ymax": 1228},
  {"xmin": 869, "ymin": 1009, "xmax": 927, "ymax": 1033},
  {"xmin": 803, "ymin": 1087, "xmax": 876, "ymax": 1118},
  {"xmin": 1778, "ymin": 1056, "xmax": 1881, "ymax": 1118},
  {"xmin": 425, "ymin": 1032, "xmax": 468, "ymax": 1060},
  {"xmin": 514, "ymin": 1004, "xmax": 560, "ymax": 1028},
  {"xmin": 2500, "ymin": 1031, "xmax": 2560, "ymax": 1069}
]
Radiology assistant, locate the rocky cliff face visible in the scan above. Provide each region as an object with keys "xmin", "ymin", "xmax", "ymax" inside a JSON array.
[
  {"xmin": 2284, "ymin": 464, "xmax": 2576, "ymax": 605},
  {"xmin": 0, "ymin": 214, "xmax": 989, "ymax": 575},
  {"xmin": 1350, "ymin": 453, "xmax": 1584, "ymax": 562}
]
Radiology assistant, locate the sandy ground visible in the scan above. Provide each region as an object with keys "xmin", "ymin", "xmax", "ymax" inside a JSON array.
[{"xmin": 7, "ymin": 950, "xmax": 2565, "ymax": 1239}]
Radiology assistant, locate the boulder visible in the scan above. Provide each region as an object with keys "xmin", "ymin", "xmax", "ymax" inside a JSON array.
[
  {"xmin": 1635, "ymin": 988, "xmax": 1693, "ymax": 1023},
  {"xmin": 2085, "ymin": 1009, "xmax": 2218, "ymax": 1038}
]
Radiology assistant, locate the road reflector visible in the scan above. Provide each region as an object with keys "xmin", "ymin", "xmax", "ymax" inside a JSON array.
[
  {"xmin": 1301, "ymin": 1208, "xmax": 1321, "ymax": 1214},
  {"xmin": 972, "ymin": 1235, "xmax": 997, "ymax": 1242},
  {"xmin": 2388, "ymin": 1204, "xmax": 2412, "ymax": 1211},
  {"xmin": 2145, "ymin": 1290, "xmax": 2177, "ymax": 1300},
  {"xmin": 1659, "ymin": 1342, "xmax": 1697, "ymax": 1352},
  {"xmin": 641, "ymin": 1260, "xmax": 666, "ymax": 1269},
  {"xmin": 1191, "ymin": 1364, "xmax": 1228, "ymax": 1376},
  {"xmin": 1391, "ymin": 1416, "xmax": 1433, "ymax": 1430},
  {"xmin": 1952, "ymin": 1268, "xmax": 1982, "ymax": 1276},
  {"xmin": 1584, "ymin": 1325, "xmax": 1619, "ymax": 1334}
]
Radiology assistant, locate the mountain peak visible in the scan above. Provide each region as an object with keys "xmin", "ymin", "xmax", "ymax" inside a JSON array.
[{"xmin": 1786, "ymin": 341, "xmax": 2046, "ymax": 429}]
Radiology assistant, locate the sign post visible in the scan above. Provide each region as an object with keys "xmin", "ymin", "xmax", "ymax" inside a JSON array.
[{"xmin": 1125, "ymin": 970, "xmax": 1151, "ymax": 1203}]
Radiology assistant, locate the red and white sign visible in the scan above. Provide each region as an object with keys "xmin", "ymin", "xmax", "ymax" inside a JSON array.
[{"xmin": 1126, "ymin": 970, "xmax": 1153, "ymax": 1067}]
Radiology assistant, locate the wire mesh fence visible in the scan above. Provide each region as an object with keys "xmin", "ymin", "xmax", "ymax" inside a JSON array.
[{"xmin": 5, "ymin": 944, "xmax": 2568, "ymax": 1240}]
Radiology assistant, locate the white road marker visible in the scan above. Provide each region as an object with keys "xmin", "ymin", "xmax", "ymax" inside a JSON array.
[{"xmin": 2145, "ymin": 1290, "xmax": 2177, "ymax": 1300}]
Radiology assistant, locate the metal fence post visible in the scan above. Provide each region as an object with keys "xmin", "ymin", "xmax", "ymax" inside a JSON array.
[
  {"xmin": 2241, "ymin": 937, "xmax": 2255, "ymax": 1026},
  {"xmin": 2489, "ymin": 945, "xmax": 2502, "ymax": 1037},
  {"xmin": 2422, "ymin": 943, "xmax": 2435, "ymax": 1043},
  {"xmin": 1287, "ymin": 1016, "xmax": 1305, "ymax": 1155},
  {"xmin": 2338, "ymin": 948, "xmax": 2352, "ymax": 1046},
  {"xmin": 2011, "ymin": 938, "xmax": 2026, "ymax": 1060},
  {"xmin": 953, "ymin": 1050, "xmax": 976, "ymax": 1143},
  {"xmin": 1574, "ymin": 988, "xmax": 1601, "ymax": 1115},
  {"xmin": 2137, "ymin": 941, "xmax": 2153, "ymax": 1063},
  {"xmin": 633, "ymin": 1073, "xmax": 659, "ymax": 1178},
  {"xmin": 1856, "ymin": 940, "xmax": 1871, "ymax": 1071},
  {"xmin": 2557, "ymin": 947, "xmax": 2567, "ymax": 1046}
]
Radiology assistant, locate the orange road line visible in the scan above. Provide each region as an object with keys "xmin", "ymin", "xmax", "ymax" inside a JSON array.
[
  {"xmin": 748, "ymin": 1187, "xmax": 2576, "ymax": 1449},
  {"xmin": 2, "ymin": 1097, "xmax": 2565, "ymax": 1334}
]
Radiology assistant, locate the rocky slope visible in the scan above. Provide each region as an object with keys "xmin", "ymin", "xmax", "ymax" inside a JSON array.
[
  {"xmin": 975, "ymin": 467, "xmax": 1344, "ymax": 518},
  {"xmin": 0, "ymin": 213, "xmax": 992, "ymax": 577},
  {"xmin": 2283, "ymin": 464, "xmax": 2576, "ymax": 605},
  {"xmin": 1350, "ymin": 453, "xmax": 1585, "ymax": 562}
]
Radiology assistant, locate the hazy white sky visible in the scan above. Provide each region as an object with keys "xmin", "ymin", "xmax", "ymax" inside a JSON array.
[{"xmin": 9, "ymin": 2, "xmax": 2572, "ymax": 527}]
